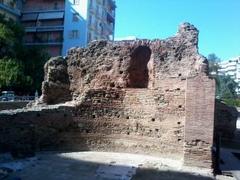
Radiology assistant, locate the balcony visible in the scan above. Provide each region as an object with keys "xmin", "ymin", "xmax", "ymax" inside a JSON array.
[
  {"xmin": 25, "ymin": 38, "xmax": 63, "ymax": 46},
  {"xmin": 21, "ymin": 11, "xmax": 65, "ymax": 32},
  {"xmin": 0, "ymin": 1, "xmax": 21, "ymax": 16},
  {"xmin": 24, "ymin": 31, "xmax": 63, "ymax": 46},
  {"xmin": 88, "ymin": 23, "xmax": 96, "ymax": 30},
  {"xmin": 105, "ymin": 23, "xmax": 114, "ymax": 33},
  {"xmin": 25, "ymin": 25, "xmax": 64, "ymax": 32},
  {"xmin": 25, "ymin": 42, "xmax": 63, "ymax": 46},
  {"xmin": 22, "ymin": 11, "xmax": 64, "ymax": 21},
  {"xmin": 96, "ymin": 0, "xmax": 102, "ymax": 5},
  {"xmin": 22, "ymin": 1, "xmax": 65, "ymax": 13},
  {"xmin": 108, "ymin": 0, "xmax": 116, "ymax": 9},
  {"xmin": 88, "ymin": 2, "xmax": 96, "ymax": 13},
  {"xmin": 105, "ymin": 0, "xmax": 116, "ymax": 12},
  {"xmin": 106, "ymin": 12, "xmax": 114, "ymax": 23}
]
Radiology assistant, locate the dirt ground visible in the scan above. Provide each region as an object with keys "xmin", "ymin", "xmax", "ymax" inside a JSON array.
[{"xmin": 0, "ymin": 152, "xmax": 232, "ymax": 180}]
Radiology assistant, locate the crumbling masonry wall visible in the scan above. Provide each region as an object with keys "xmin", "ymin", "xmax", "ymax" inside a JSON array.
[
  {"xmin": 0, "ymin": 23, "xmax": 215, "ymax": 169},
  {"xmin": 185, "ymin": 74, "xmax": 215, "ymax": 168}
]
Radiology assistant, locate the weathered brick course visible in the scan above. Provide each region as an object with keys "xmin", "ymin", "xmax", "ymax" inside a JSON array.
[
  {"xmin": 0, "ymin": 23, "xmax": 216, "ymax": 169},
  {"xmin": 184, "ymin": 74, "xmax": 215, "ymax": 168}
]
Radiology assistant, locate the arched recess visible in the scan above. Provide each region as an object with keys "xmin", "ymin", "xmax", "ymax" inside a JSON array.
[{"xmin": 127, "ymin": 46, "xmax": 152, "ymax": 88}]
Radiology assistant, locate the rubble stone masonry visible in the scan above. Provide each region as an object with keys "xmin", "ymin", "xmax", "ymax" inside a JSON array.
[{"xmin": 0, "ymin": 23, "xmax": 215, "ymax": 169}]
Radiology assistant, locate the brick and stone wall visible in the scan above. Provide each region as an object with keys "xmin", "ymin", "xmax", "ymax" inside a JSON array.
[
  {"xmin": 214, "ymin": 100, "xmax": 238, "ymax": 139},
  {"xmin": 184, "ymin": 74, "xmax": 215, "ymax": 168},
  {"xmin": 66, "ymin": 87, "xmax": 185, "ymax": 159},
  {"xmin": 0, "ymin": 23, "xmax": 216, "ymax": 169},
  {"xmin": 0, "ymin": 101, "xmax": 29, "ymax": 111}
]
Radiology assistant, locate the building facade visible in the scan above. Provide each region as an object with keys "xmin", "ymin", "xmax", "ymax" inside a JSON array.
[
  {"xmin": 0, "ymin": 0, "xmax": 21, "ymax": 20},
  {"xmin": 21, "ymin": 0, "xmax": 65, "ymax": 57},
  {"xmin": 218, "ymin": 56, "xmax": 240, "ymax": 94},
  {"xmin": 0, "ymin": 0, "xmax": 116, "ymax": 57},
  {"xmin": 62, "ymin": 0, "xmax": 116, "ymax": 55}
]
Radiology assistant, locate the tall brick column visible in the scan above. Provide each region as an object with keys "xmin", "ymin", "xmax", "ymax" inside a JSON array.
[{"xmin": 184, "ymin": 73, "xmax": 215, "ymax": 169}]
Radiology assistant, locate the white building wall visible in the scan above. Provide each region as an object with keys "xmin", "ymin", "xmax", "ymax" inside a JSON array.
[
  {"xmin": 87, "ymin": 0, "xmax": 115, "ymax": 43},
  {"xmin": 62, "ymin": 0, "xmax": 115, "ymax": 56},
  {"xmin": 62, "ymin": 0, "xmax": 89, "ymax": 56},
  {"xmin": 219, "ymin": 57, "xmax": 240, "ymax": 94}
]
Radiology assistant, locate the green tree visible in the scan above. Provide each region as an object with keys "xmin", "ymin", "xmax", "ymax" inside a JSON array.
[
  {"xmin": 207, "ymin": 53, "xmax": 238, "ymax": 102},
  {"xmin": 20, "ymin": 46, "xmax": 49, "ymax": 92},
  {"xmin": 215, "ymin": 75, "xmax": 238, "ymax": 99},
  {"xmin": 0, "ymin": 58, "xmax": 32, "ymax": 91},
  {"xmin": 0, "ymin": 21, "xmax": 15, "ymax": 58},
  {"xmin": 0, "ymin": 14, "xmax": 49, "ymax": 94},
  {"xmin": 0, "ymin": 14, "xmax": 24, "ymax": 59},
  {"xmin": 208, "ymin": 53, "xmax": 220, "ymax": 74}
]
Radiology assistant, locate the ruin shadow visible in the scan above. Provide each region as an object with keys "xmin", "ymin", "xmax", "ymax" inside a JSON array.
[{"xmin": 127, "ymin": 46, "xmax": 152, "ymax": 88}]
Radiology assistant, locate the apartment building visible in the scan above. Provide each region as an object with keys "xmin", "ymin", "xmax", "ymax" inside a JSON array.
[
  {"xmin": 0, "ymin": 0, "xmax": 116, "ymax": 57},
  {"xmin": 63, "ymin": 0, "xmax": 116, "ymax": 55},
  {"xmin": 21, "ymin": 0, "xmax": 65, "ymax": 56},
  {"xmin": 218, "ymin": 56, "xmax": 240, "ymax": 93},
  {"xmin": 0, "ymin": 0, "xmax": 21, "ymax": 20}
]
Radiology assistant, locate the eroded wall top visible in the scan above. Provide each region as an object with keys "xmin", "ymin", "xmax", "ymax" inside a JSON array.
[{"xmin": 41, "ymin": 22, "xmax": 208, "ymax": 104}]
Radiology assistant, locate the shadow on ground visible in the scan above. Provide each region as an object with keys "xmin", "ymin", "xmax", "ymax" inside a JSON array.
[
  {"xmin": 132, "ymin": 168, "xmax": 213, "ymax": 180},
  {"xmin": 1, "ymin": 152, "xmax": 214, "ymax": 180}
]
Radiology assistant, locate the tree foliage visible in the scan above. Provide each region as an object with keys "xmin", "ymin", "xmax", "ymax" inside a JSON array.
[
  {"xmin": 208, "ymin": 53, "xmax": 240, "ymax": 106},
  {"xmin": 215, "ymin": 75, "xmax": 238, "ymax": 99},
  {"xmin": 0, "ymin": 14, "xmax": 49, "ymax": 94},
  {"xmin": 20, "ymin": 46, "xmax": 49, "ymax": 92},
  {"xmin": 0, "ymin": 14, "xmax": 24, "ymax": 59},
  {"xmin": 208, "ymin": 53, "xmax": 220, "ymax": 74},
  {"xmin": 0, "ymin": 58, "xmax": 32, "ymax": 90}
]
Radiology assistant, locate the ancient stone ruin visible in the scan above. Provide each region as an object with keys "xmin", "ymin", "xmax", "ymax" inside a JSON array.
[{"xmin": 0, "ymin": 23, "xmax": 216, "ymax": 169}]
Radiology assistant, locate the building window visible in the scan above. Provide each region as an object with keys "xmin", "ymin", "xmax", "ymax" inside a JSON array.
[
  {"xmin": 96, "ymin": 5, "xmax": 100, "ymax": 16},
  {"xmin": 94, "ymin": 21, "xmax": 98, "ymax": 30},
  {"xmin": 69, "ymin": 30, "xmax": 80, "ymax": 39},
  {"xmin": 36, "ymin": 20, "xmax": 42, "ymax": 27},
  {"xmin": 102, "ymin": 10, "xmax": 106, "ymax": 18},
  {"xmin": 54, "ymin": 2, "xmax": 58, "ymax": 9},
  {"xmin": 47, "ymin": 33, "xmax": 54, "ymax": 42},
  {"xmin": 88, "ymin": 33, "xmax": 92, "ymax": 42},
  {"xmin": 89, "ymin": 15, "xmax": 92, "ymax": 24},
  {"xmin": 89, "ymin": 0, "xmax": 93, "ymax": 6},
  {"xmin": 74, "ymin": 0, "xmax": 80, "ymax": 5},
  {"xmin": 73, "ymin": 13, "xmax": 79, "ymax": 22}
]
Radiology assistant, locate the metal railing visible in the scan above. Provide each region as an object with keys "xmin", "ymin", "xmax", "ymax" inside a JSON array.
[{"xmin": 0, "ymin": 96, "xmax": 35, "ymax": 102}]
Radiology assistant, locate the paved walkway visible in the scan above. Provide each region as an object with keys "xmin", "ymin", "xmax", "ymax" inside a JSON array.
[
  {"xmin": 220, "ymin": 148, "xmax": 240, "ymax": 180},
  {"xmin": 0, "ymin": 152, "xmax": 214, "ymax": 180}
]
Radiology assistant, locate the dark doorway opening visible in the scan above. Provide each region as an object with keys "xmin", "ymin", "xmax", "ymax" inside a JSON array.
[{"xmin": 127, "ymin": 46, "xmax": 151, "ymax": 88}]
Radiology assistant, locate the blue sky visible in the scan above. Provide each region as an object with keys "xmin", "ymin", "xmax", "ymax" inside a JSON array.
[{"xmin": 114, "ymin": 0, "xmax": 240, "ymax": 61}]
